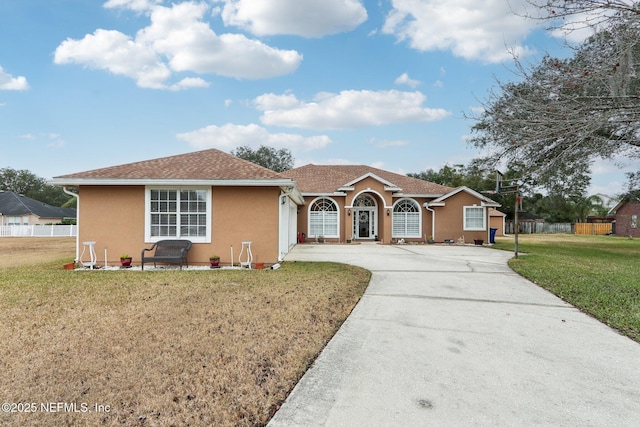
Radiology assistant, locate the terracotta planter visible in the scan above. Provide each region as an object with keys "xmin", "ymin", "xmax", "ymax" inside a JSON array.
[
  {"xmin": 255, "ymin": 261, "xmax": 264, "ymax": 270},
  {"xmin": 63, "ymin": 262, "xmax": 75, "ymax": 270}
]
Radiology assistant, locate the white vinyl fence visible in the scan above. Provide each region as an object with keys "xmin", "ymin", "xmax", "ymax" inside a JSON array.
[{"xmin": 0, "ymin": 225, "xmax": 77, "ymax": 237}]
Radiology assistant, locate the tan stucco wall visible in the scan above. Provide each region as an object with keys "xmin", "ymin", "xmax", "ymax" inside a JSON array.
[
  {"xmin": 77, "ymin": 185, "xmax": 282, "ymax": 266},
  {"xmin": 298, "ymin": 188, "xmax": 493, "ymax": 244},
  {"xmin": 346, "ymin": 177, "xmax": 394, "ymax": 207},
  {"xmin": 33, "ymin": 217, "xmax": 66, "ymax": 225},
  {"xmin": 211, "ymin": 186, "xmax": 281, "ymax": 265},
  {"xmin": 433, "ymin": 191, "xmax": 489, "ymax": 243},
  {"xmin": 347, "ymin": 177, "xmax": 392, "ymax": 243},
  {"xmin": 0, "ymin": 214, "xmax": 66, "ymax": 226},
  {"xmin": 78, "ymin": 186, "xmax": 146, "ymax": 265},
  {"xmin": 490, "ymin": 215, "xmax": 505, "ymax": 236},
  {"xmin": 298, "ymin": 192, "xmax": 436, "ymax": 244}
]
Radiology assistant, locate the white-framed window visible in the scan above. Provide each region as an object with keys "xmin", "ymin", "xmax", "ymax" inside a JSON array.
[
  {"xmin": 308, "ymin": 197, "xmax": 339, "ymax": 238},
  {"xmin": 6, "ymin": 216, "xmax": 27, "ymax": 226},
  {"xmin": 392, "ymin": 199, "xmax": 421, "ymax": 238},
  {"xmin": 145, "ymin": 187, "xmax": 211, "ymax": 243},
  {"xmin": 464, "ymin": 206, "xmax": 486, "ymax": 231}
]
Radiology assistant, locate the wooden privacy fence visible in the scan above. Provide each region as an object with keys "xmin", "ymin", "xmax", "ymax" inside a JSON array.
[
  {"xmin": 574, "ymin": 223, "xmax": 612, "ymax": 235},
  {"xmin": 505, "ymin": 221, "xmax": 612, "ymax": 235}
]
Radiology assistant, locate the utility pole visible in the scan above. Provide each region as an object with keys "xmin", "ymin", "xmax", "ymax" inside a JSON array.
[
  {"xmin": 495, "ymin": 170, "xmax": 520, "ymax": 259},
  {"xmin": 514, "ymin": 184, "xmax": 519, "ymax": 259}
]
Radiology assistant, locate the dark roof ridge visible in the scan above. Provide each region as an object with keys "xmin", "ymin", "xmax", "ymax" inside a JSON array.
[{"xmin": 282, "ymin": 164, "xmax": 454, "ymax": 195}]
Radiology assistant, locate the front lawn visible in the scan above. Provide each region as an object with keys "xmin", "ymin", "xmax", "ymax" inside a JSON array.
[
  {"xmin": 493, "ymin": 234, "xmax": 640, "ymax": 342},
  {"xmin": 0, "ymin": 251, "xmax": 370, "ymax": 426}
]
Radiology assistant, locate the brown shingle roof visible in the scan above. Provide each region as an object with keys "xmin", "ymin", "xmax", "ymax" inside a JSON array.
[
  {"xmin": 281, "ymin": 164, "xmax": 454, "ymax": 195},
  {"xmin": 54, "ymin": 148, "xmax": 285, "ymax": 181}
]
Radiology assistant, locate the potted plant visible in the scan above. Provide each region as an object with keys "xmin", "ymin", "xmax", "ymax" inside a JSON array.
[
  {"xmin": 317, "ymin": 235, "xmax": 325, "ymax": 243},
  {"xmin": 209, "ymin": 255, "xmax": 220, "ymax": 268},
  {"xmin": 427, "ymin": 235, "xmax": 435, "ymax": 244},
  {"xmin": 120, "ymin": 254, "xmax": 132, "ymax": 267}
]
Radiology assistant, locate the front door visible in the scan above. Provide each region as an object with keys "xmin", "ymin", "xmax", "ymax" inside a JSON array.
[{"xmin": 354, "ymin": 209, "xmax": 376, "ymax": 239}]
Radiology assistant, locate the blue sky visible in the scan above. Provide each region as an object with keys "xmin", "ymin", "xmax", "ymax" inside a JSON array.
[{"xmin": 0, "ymin": 0, "xmax": 631, "ymax": 196}]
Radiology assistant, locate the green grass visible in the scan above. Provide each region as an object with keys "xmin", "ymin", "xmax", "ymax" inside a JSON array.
[
  {"xmin": 0, "ymin": 257, "xmax": 370, "ymax": 427},
  {"xmin": 493, "ymin": 234, "xmax": 640, "ymax": 342}
]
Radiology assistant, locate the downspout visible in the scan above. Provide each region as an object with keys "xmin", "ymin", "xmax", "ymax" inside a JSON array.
[
  {"xmin": 425, "ymin": 204, "xmax": 436, "ymax": 242},
  {"xmin": 486, "ymin": 206, "xmax": 490, "ymax": 243},
  {"xmin": 63, "ymin": 187, "xmax": 80, "ymax": 263},
  {"xmin": 278, "ymin": 187, "xmax": 295, "ymax": 262}
]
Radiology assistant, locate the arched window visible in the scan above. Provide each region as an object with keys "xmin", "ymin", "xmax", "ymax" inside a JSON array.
[
  {"xmin": 309, "ymin": 198, "xmax": 339, "ymax": 237},
  {"xmin": 353, "ymin": 194, "xmax": 376, "ymax": 207},
  {"xmin": 392, "ymin": 199, "xmax": 421, "ymax": 238}
]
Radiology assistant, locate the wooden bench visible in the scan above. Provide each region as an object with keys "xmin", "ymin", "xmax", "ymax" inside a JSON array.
[{"xmin": 141, "ymin": 240, "xmax": 192, "ymax": 270}]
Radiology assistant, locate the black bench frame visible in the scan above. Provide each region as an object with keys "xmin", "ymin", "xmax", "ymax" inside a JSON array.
[{"xmin": 141, "ymin": 239, "xmax": 192, "ymax": 270}]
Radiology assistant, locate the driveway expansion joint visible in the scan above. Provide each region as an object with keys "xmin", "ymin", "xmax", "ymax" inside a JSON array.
[{"xmin": 365, "ymin": 293, "xmax": 573, "ymax": 309}]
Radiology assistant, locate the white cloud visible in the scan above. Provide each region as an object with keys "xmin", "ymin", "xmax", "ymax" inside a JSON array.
[
  {"xmin": 167, "ymin": 77, "xmax": 210, "ymax": 91},
  {"xmin": 254, "ymin": 89, "xmax": 450, "ymax": 130},
  {"xmin": 48, "ymin": 139, "xmax": 66, "ymax": 149},
  {"xmin": 549, "ymin": 7, "xmax": 618, "ymax": 44},
  {"xmin": 54, "ymin": 1, "xmax": 302, "ymax": 89},
  {"xmin": 469, "ymin": 106, "xmax": 485, "ymax": 115},
  {"xmin": 320, "ymin": 158, "xmax": 356, "ymax": 165},
  {"xmin": 103, "ymin": 0, "xmax": 162, "ymax": 11},
  {"xmin": 216, "ymin": 0, "xmax": 367, "ymax": 37},
  {"xmin": 394, "ymin": 72, "xmax": 421, "ymax": 88},
  {"xmin": 591, "ymin": 156, "xmax": 637, "ymax": 177},
  {"xmin": 17, "ymin": 132, "xmax": 66, "ymax": 148},
  {"xmin": 372, "ymin": 138, "xmax": 409, "ymax": 148},
  {"xmin": 382, "ymin": 0, "xmax": 538, "ymax": 63},
  {"xmin": 0, "ymin": 66, "xmax": 29, "ymax": 90},
  {"xmin": 55, "ymin": 29, "xmax": 174, "ymax": 89},
  {"xmin": 176, "ymin": 123, "xmax": 333, "ymax": 152}
]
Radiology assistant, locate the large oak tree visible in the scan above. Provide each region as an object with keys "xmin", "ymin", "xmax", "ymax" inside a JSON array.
[{"xmin": 469, "ymin": 1, "xmax": 640, "ymax": 190}]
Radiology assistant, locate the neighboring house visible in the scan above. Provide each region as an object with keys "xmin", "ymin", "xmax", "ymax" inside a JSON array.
[
  {"xmin": 51, "ymin": 149, "xmax": 501, "ymax": 267},
  {"xmin": 0, "ymin": 190, "xmax": 76, "ymax": 226},
  {"xmin": 51, "ymin": 149, "xmax": 304, "ymax": 267},
  {"xmin": 608, "ymin": 196, "xmax": 640, "ymax": 238},
  {"xmin": 489, "ymin": 208, "xmax": 506, "ymax": 236},
  {"xmin": 281, "ymin": 164, "xmax": 500, "ymax": 245}
]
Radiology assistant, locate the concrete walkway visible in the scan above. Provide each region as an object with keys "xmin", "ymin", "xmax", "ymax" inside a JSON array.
[{"xmin": 269, "ymin": 243, "xmax": 640, "ymax": 426}]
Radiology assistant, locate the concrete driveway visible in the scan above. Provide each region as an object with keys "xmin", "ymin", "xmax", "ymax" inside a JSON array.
[{"xmin": 269, "ymin": 243, "xmax": 640, "ymax": 426}]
